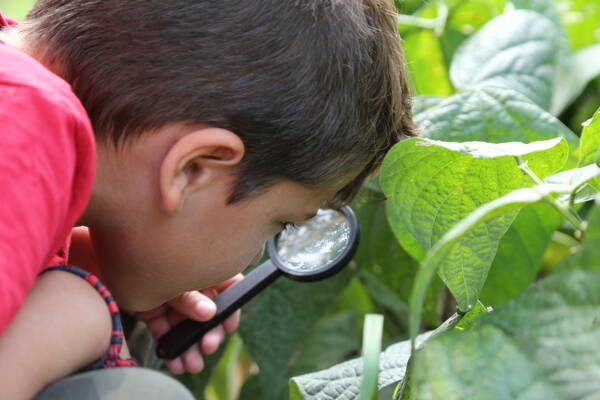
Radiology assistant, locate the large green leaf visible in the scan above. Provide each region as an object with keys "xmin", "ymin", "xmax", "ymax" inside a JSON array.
[
  {"xmin": 479, "ymin": 202, "xmax": 562, "ymax": 306},
  {"xmin": 412, "ymin": 269, "xmax": 600, "ymax": 399},
  {"xmin": 239, "ymin": 270, "xmax": 352, "ymax": 400},
  {"xmin": 414, "ymin": 86, "xmax": 578, "ymax": 145},
  {"xmin": 449, "ymin": 10, "xmax": 565, "ymax": 110},
  {"xmin": 407, "ymin": 162, "xmax": 600, "ymax": 346},
  {"xmin": 291, "ymin": 332, "xmax": 430, "ymax": 400},
  {"xmin": 381, "ymin": 137, "xmax": 569, "ymax": 311},
  {"xmin": 290, "ymin": 312, "xmax": 469, "ymax": 400}
]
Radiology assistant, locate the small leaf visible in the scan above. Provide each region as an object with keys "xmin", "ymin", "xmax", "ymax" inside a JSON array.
[
  {"xmin": 449, "ymin": 10, "xmax": 565, "ymax": 110},
  {"xmin": 454, "ymin": 301, "xmax": 491, "ymax": 331},
  {"xmin": 578, "ymin": 108, "xmax": 600, "ymax": 167}
]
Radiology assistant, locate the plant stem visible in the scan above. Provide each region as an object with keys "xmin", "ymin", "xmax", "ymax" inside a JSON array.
[
  {"xmin": 396, "ymin": 1, "xmax": 448, "ymax": 35},
  {"xmin": 517, "ymin": 157, "xmax": 584, "ymax": 230},
  {"xmin": 396, "ymin": 14, "xmax": 438, "ymax": 30}
]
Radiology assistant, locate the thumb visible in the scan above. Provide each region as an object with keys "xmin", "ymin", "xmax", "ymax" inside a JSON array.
[{"xmin": 168, "ymin": 291, "xmax": 217, "ymax": 321}]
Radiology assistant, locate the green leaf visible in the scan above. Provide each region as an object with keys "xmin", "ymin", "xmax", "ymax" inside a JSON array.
[
  {"xmin": 511, "ymin": 0, "xmax": 562, "ymax": 25},
  {"xmin": 204, "ymin": 335, "xmax": 243, "ymax": 400},
  {"xmin": 403, "ymin": 29, "xmax": 453, "ymax": 96},
  {"xmin": 290, "ymin": 380, "xmax": 304, "ymax": 400},
  {"xmin": 406, "ymin": 162, "xmax": 600, "ymax": 348},
  {"xmin": 578, "ymin": 108, "xmax": 600, "ymax": 167},
  {"xmin": 412, "ymin": 325, "xmax": 565, "ymax": 400},
  {"xmin": 412, "ymin": 96, "xmax": 445, "ymax": 119},
  {"xmin": 454, "ymin": 301, "xmax": 491, "ymax": 330},
  {"xmin": 289, "ymin": 311, "xmax": 361, "ymax": 376},
  {"xmin": 561, "ymin": 203, "xmax": 600, "ymax": 271},
  {"xmin": 557, "ymin": 0, "xmax": 600, "ymax": 50},
  {"xmin": 480, "ymin": 203, "xmax": 562, "ymax": 306},
  {"xmin": 552, "ymin": 45, "xmax": 600, "ymax": 115},
  {"xmin": 354, "ymin": 199, "xmax": 441, "ymax": 327},
  {"xmin": 290, "ymin": 331, "xmax": 433, "ymax": 400},
  {"xmin": 239, "ymin": 270, "xmax": 352, "ymax": 400},
  {"xmin": 449, "ymin": 10, "xmax": 565, "ymax": 110},
  {"xmin": 381, "ymin": 137, "xmax": 569, "ymax": 311},
  {"xmin": 414, "ymin": 86, "xmax": 578, "ymax": 145},
  {"xmin": 289, "ymin": 310, "xmax": 475, "ymax": 400},
  {"xmin": 359, "ymin": 314, "xmax": 384, "ymax": 400},
  {"xmin": 578, "ymin": 109, "xmax": 600, "ymax": 189},
  {"xmin": 412, "ymin": 269, "xmax": 600, "ymax": 399}
]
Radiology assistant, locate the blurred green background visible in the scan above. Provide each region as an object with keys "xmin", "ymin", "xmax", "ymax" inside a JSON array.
[{"xmin": 0, "ymin": 0, "xmax": 32, "ymax": 20}]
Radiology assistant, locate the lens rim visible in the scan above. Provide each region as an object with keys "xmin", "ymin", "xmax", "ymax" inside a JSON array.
[{"xmin": 266, "ymin": 205, "xmax": 360, "ymax": 282}]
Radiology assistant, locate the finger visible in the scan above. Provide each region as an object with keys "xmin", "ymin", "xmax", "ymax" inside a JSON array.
[
  {"xmin": 167, "ymin": 307, "xmax": 189, "ymax": 327},
  {"xmin": 201, "ymin": 325, "xmax": 225, "ymax": 355},
  {"xmin": 145, "ymin": 314, "xmax": 173, "ymax": 340},
  {"xmin": 165, "ymin": 357, "xmax": 185, "ymax": 375},
  {"xmin": 181, "ymin": 344, "xmax": 205, "ymax": 374},
  {"xmin": 210, "ymin": 273, "xmax": 244, "ymax": 293},
  {"xmin": 223, "ymin": 309, "xmax": 241, "ymax": 333},
  {"xmin": 168, "ymin": 291, "xmax": 216, "ymax": 321},
  {"xmin": 135, "ymin": 304, "xmax": 170, "ymax": 322}
]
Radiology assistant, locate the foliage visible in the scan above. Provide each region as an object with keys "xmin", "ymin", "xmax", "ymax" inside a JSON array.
[
  {"xmin": 291, "ymin": 0, "xmax": 600, "ymax": 399},
  {"xmin": 3, "ymin": 0, "xmax": 599, "ymax": 399}
]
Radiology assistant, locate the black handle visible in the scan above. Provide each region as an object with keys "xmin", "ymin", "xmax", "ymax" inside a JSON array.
[{"xmin": 156, "ymin": 260, "xmax": 281, "ymax": 359}]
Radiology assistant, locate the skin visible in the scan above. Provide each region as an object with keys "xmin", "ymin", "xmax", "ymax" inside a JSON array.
[
  {"xmin": 0, "ymin": 25, "xmax": 347, "ymax": 387},
  {"xmin": 79, "ymin": 123, "xmax": 341, "ymax": 374}
]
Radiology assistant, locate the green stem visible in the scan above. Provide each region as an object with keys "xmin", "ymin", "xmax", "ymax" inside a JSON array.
[
  {"xmin": 518, "ymin": 157, "xmax": 584, "ymax": 230},
  {"xmin": 396, "ymin": 14, "xmax": 438, "ymax": 30},
  {"xmin": 396, "ymin": 1, "xmax": 448, "ymax": 34}
]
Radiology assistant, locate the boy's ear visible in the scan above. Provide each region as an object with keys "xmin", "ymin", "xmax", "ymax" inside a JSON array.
[{"xmin": 159, "ymin": 127, "xmax": 244, "ymax": 215}]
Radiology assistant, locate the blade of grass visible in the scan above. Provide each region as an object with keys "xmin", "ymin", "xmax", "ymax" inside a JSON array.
[{"xmin": 359, "ymin": 314, "xmax": 384, "ymax": 400}]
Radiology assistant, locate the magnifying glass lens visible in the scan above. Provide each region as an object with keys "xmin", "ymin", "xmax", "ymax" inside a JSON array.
[{"xmin": 276, "ymin": 210, "xmax": 351, "ymax": 272}]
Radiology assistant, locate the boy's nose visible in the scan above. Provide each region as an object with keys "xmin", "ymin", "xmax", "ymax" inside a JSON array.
[{"xmin": 251, "ymin": 245, "xmax": 266, "ymax": 265}]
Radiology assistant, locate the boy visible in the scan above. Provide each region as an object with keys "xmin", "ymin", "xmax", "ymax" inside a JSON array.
[{"xmin": 0, "ymin": 0, "xmax": 416, "ymax": 398}]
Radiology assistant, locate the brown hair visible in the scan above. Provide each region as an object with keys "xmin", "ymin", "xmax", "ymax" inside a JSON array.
[{"xmin": 24, "ymin": 0, "xmax": 416, "ymax": 204}]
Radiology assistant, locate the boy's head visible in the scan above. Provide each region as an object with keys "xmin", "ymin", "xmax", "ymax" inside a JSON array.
[{"xmin": 22, "ymin": 0, "xmax": 416, "ymax": 310}]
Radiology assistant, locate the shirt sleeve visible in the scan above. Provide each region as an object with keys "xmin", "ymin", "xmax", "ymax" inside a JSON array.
[{"xmin": 0, "ymin": 84, "xmax": 95, "ymax": 333}]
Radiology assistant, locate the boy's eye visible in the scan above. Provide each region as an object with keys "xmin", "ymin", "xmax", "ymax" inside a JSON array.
[{"xmin": 281, "ymin": 222, "xmax": 300, "ymax": 232}]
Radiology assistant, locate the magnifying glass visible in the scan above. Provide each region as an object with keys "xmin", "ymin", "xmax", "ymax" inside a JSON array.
[{"xmin": 156, "ymin": 205, "xmax": 359, "ymax": 360}]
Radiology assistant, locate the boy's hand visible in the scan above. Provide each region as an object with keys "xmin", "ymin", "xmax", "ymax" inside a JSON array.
[{"xmin": 135, "ymin": 274, "xmax": 243, "ymax": 374}]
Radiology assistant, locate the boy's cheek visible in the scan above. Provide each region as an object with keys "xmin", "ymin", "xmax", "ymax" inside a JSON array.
[{"xmin": 250, "ymin": 245, "xmax": 266, "ymax": 265}]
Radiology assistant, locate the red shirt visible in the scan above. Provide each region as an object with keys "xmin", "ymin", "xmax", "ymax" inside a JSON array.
[{"xmin": 0, "ymin": 15, "xmax": 96, "ymax": 333}]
